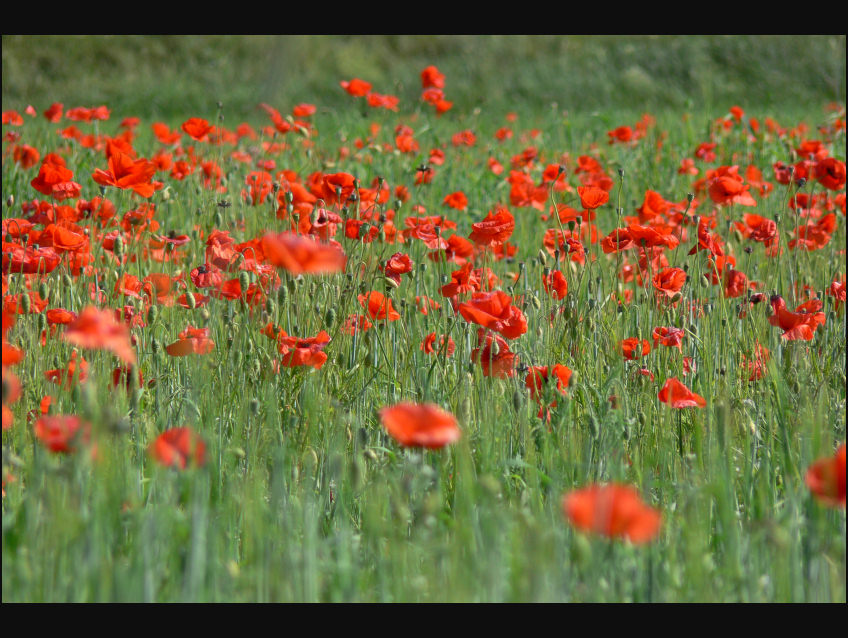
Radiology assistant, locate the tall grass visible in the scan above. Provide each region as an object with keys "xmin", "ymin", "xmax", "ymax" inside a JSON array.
[{"xmin": 1, "ymin": 40, "xmax": 846, "ymax": 602}]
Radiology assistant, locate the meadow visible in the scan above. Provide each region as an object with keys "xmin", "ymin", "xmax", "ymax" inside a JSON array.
[{"xmin": 1, "ymin": 35, "xmax": 846, "ymax": 602}]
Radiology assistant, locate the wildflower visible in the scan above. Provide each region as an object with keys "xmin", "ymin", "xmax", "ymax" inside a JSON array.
[
  {"xmin": 458, "ymin": 290, "xmax": 527, "ymax": 339},
  {"xmin": 63, "ymin": 306, "xmax": 136, "ymax": 365},
  {"xmin": 165, "ymin": 325, "xmax": 215, "ymax": 357},
  {"xmin": 805, "ymin": 444, "xmax": 846, "ymax": 507},
  {"xmin": 621, "ymin": 338, "xmax": 651, "ymax": 360},
  {"xmin": 261, "ymin": 232, "xmax": 346, "ymax": 275},
  {"xmin": 563, "ymin": 484, "xmax": 662, "ymax": 544},
  {"xmin": 379, "ymin": 402, "xmax": 460, "ymax": 449},
  {"xmin": 150, "ymin": 427, "xmax": 207, "ymax": 469},
  {"xmin": 34, "ymin": 415, "xmax": 91, "ymax": 454},
  {"xmin": 658, "ymin": 378, "xmax": 706, "ymax": 408},
  {"xmin": 358, "ymin": 291, "xmax": 401, "ymax": 321},
  {"xmin": 468, "ymin": 207, "xmax": 515, "ymax": 247},
  {"xmin": 768, "ymin": 296, "xmax": 826, "ymax": 341}
]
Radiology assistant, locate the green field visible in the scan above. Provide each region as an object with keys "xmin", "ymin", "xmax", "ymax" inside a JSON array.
[{"xmin": 2, "ymin": 35, "xmax": 845, "ymax": 602}]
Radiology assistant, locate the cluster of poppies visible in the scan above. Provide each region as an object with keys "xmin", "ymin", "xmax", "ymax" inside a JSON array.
[{"xmin": 2, "ymin": 70, "xmax": 845, "ymax": 537}]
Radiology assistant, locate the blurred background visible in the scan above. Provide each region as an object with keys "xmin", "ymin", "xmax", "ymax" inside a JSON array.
[{"xmin": 3, "ymin": 35, "xmax": 846, "ymax": 121}]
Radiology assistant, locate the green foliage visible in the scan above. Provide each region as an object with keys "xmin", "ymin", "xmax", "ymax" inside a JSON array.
[
  {"xmin": 3, "ymin": 35, "xmax": 845, "ymax": 120},
  {"xmin": 1, "ymin": 37, "xmax": 846, "ymax": 602}
]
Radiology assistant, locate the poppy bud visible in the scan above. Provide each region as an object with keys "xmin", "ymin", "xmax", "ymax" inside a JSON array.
[
  {"xmin": 147, "ymin": 305, "xmax": 158, "ymax": 324},
  {"xmin": 687, "ymin": 192, "xmax": 694, "ymax": 203},
  {"xmin": 185, "ymin": 291, "xmax": 197, "ymax": 310},
  {"xmin": 239, "ymin": 271, "xmax": 251, "ymax": 292},
  {"xmin": 62, "ymin": 273, "xmax": 73, "ymax": 290},
  {"xmin": 21, "ymin": 293, "xmax": 31, "ymax": 314},
  {"xmin": 38, "ymin": 312, "xmax": 48, "ymax": 331},
  {"xmin": 588, "ymin": 414, "xmax": 600, "ymax": 439},
  {"xmin": 617, "ymin": 167, "xmax": 624, "ymax": 178},
  {"xmin": 38, "ymin": 281, "xmax": 49, "ymax": 300},
  {"xmin": 6, "ymin": 194, "xmax": 14, "ymax": 208},
  {"xmin": 671, "ymin": 292, "xmax": 683, "ymax": 303},
  {"xmin": 394, "ymin": 199, "xmax": 403, "ymax": 210},
  {"xmin": 275, "ymin": 284, "xmax": 289, "ymax": 306},
  {"xmin": 151, "ymin": 338, "xmax": 160, "ymax": 354},
  {"xmin": 490, "ymin": 339, "xmax": 501, "ymax": 357},
  {"xmin": 512, "ymin": 390, "xmax": 524, "ymax": 412},
  {"xmin": 537, "ymin": 249, "xmax": 548, "ymax": 267}
]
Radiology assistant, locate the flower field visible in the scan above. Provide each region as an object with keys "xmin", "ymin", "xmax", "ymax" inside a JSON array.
[{"xmin": 1, "ymin": 39, "xmax": 846, "ymax": 602}]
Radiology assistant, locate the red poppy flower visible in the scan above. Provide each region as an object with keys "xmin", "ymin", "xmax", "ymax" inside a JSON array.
[
  {"xmin": 707, "ymin": 166, "xmax": 757, "ymax": 207},
  {"xmin": 542, "ymin": 269, "xmax": 568, "ymax": 300},
  {"xmin": 30, "ymin": 153, "xmax": 78, "ymax": 199},
  {"xmin": 652, "ymin": 268, "xmax": 686, "ymax": 300},
  {"xmin": 471, "ymin": 330, "xmax": 517, "ymax": 378},
  {"xmin": 621, "ymin": 338, "xmax": 651, "ymax": 360},
  {"xmin": 767, "ymin": 296, "xmax": 826, "ymax": 341},
  {"xmin": 340, "ymin": 78, "xmax": 372, "ymax": 97},
  {"xmin": 292, "ymin": 103, "xmax": 316, "ymax": 118},
  {"xmin": 34, "ymin": 415, "xmax": 91, "ymax": 454},
  {"xmin": 165, "ymin": 325, "xmax": 215, "ymax": 357},
  {"xmin": 658, "ymin": 377, "xmax": 706, "ymax": 408},
  {"xmin": 150, "ymin": 427, "xmax": 207, "ymax": 469},
  {"xmin": 652, "ymin": 326, "xmax": 685, "ymax": 350},
  {"xmin": 577, "ymin": 186, "xmax": 609, "ymax": 210},
  {"xmin": 92, "ymin": 150, "xmax": 157, "ymax": 198},
  {"xmin": 378, "ymin": 402, "xmax": 460, "ymax": 449},
  {"xmin": 367, "ymin": 92, "xmax": 400, "ymax": 111},
  {"xmin": 44, "ymin": 351, "xmax": 89, "ymax": 388},
  {"xmin": 525, "ymin": 364, "xmax": 572, "ymax": 402},
  {"xmin": 443, "ymin": 191, "xmax": 468, "ymax": 211},
  {"xmin": 43, "ymin": 102, "xmax": 63, "ymax": 122},
  {"xmin": 563, "ymin": 484, "xmax": 662, "ymax": 544},
  {"xmin": 358, "ymin": 291, "xmax": 401, "ymax": 321},
  {"xmin": 814, "ymin": 157, "xmax": 846, "ymax": 191},
  {"xmin": 63, "ymin": 306, "xmax": 136, "ymax": 365},
  {"xmin": 342, "ymin": 314, "xmax": 372, "ymax": 335},
  {"xmin": 826, "ymin": 275, "xmax": 845, "ymax": 311},
  {"xmin": 420, "ymin": 65, "xmax": 446, "ymax": 89},
  {"xmin": 321, "ymin": 172, "xmax": 357, "ymax": 206},
  {"xmin": 261, "ymin": 232, "xmax": 346, "ymax": 275},
  {"xmin": 13, "ymin": 144, "xmax": 40, "ymax": 169},
  {"xmin": 458, "ymin": 290, "xmax": 527, "ymax": 339},
  {"xmin": 384, "ymin": 253, "xmax": 413, "ymax": 285},
  {"xmin": 2, "ymin": 243, "xmax": 60, "ymax": 275},
  {"xmin": 181, "ymin": 117, "xmax": 213, "ymax": 141},
  {"xmin": 468, "ymin": 206, "xmax": 515, "ymax": 247},
  {"xmin": 805, "ymin": 444, "xmax": 846, "ymax": 507},
  {"xmin": 420, "ymin": 333, "xmax": 456, "ymax": 356},
  {"xmin": 274, "ymin": 328, "xmax": 331, "ymax": 369}
]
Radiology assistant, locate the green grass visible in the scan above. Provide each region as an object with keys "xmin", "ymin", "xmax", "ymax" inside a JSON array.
[
  {"xmin": 3, "ymin": 35, "xmax": 846, "ymax": 120},
  {"xmin": 1, "ymin": 38, "xmax": 846, "ymax": 602}
]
